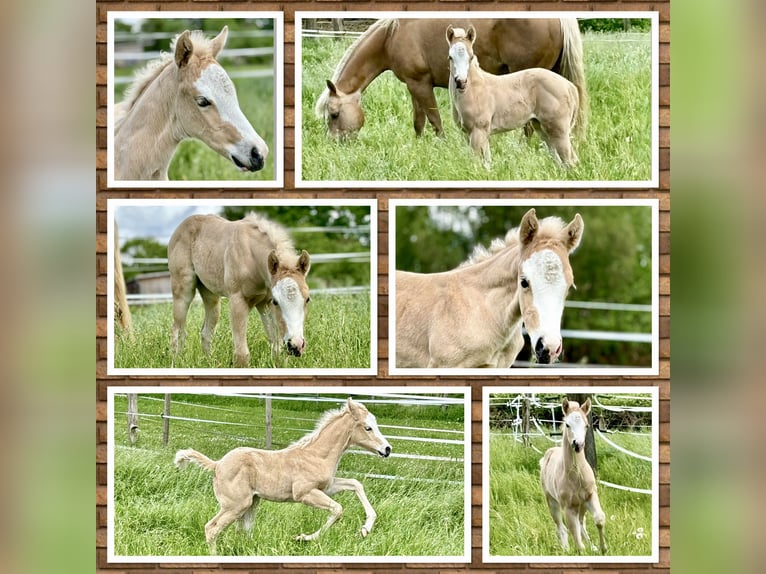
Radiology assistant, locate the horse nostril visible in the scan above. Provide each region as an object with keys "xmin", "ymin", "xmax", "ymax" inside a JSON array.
[
  {"xmin": 384, "ymin": 446, "xmax": 391, "ymax": 457},
  {"xmin": 250, "ymin": 148, "xmax": 264, "ymax": 171}
]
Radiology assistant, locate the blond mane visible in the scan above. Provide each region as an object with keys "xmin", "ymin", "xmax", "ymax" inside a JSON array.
[
  {"xmin": 314, "ymin": 19, "xmax": 398, "ymax": 117},
  {"xmin": 286, "ymin": 405, "xmax": 348, "ymax": 450},
  {"xmin": 460, "ymin": 216, "xmax": 569, "ymax": 267},
  {"xmin": 243, "ymin": 212, "xmax": 299, "ymax": 266},
  {"xmin": 119, "ymin": 30, "xmax": 219, "ymax": 114}
]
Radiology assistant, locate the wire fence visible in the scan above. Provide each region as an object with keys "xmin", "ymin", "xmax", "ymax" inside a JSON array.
[{"xmin": 115, "ymin": 393, "xmax": 466, "ymax": 486}]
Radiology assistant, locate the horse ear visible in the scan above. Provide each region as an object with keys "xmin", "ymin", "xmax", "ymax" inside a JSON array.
[
  {"xmin": 174, "ymin": 30, "xmax": 194, "ymax": 68},
  {"xmin": 446, "ymin": 25, "xmax": 455, "ymax": 43},
  {"xmin": 582, "ymin": 398, "xmax": 592, "ymax": 416},
  {"xmin": 267, "ymin": 250, "xmax": 280, "ymax": 276},
  {"xmin": 562, "ymin": 398, "xmax": 570, "ymax": 414},
  {"xmin": 210, "ymin": 26, "xmax": 229, "ymax": 58},
  {"xmin": 346, "ymin": 397, "xmax": 363, "ymax": 418},
  {"xmin": 519, "ymin": 208, "xmax": 539, "ymax": 247},
  {"xmin": 326, "ymin": 80, "xmax": 338, "ymax": 96},
  {"xmin": 298, "ymin": 250, "xmax": 311, "ymax": 276},
  {"xmin": 563, "ymin": 213, "xmax": 584, "ymax": 252},
  {"xmin": 467, "ymin": 24, "xmax": 477, "ymax": 43}
]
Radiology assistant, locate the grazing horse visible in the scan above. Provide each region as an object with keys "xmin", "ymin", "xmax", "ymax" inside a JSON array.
[
  {"xmin": 540, "ymin": 398, "xmax": 607, "ymax": 554},
  {"xmin": 168, "ymin": 212, "xmax": 311, "ymax": 367},
  {"xmin": 315, "ymin": 18, "xmax": 587, "ymax": 138},
  {"xmin": 174, "ymin": 398, "xmax": 392, "ymax": 554},
  {"xmin": 395, "ymin": 208, "xmax": 583, "ymax": 368},
  {"xmin": 114, "ymin": 27, "xmax": 268, "ymax": 180},
  {"xmin": 447, "ymin": 25, "xmax": 581, "ymax": 167}
]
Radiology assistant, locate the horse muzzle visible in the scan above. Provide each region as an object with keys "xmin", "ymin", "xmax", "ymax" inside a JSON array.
[
  {"xmin": 453, "ymin": 77, "xmax": 467, "ymax": 92},
  {"xmin": 534, "ymin": 338, "xmax": 563, "ymax": 364},
  {"xmin": 378, "ymin": 445, "xmax": 392, "ymax": 458},
  {"xmin": 232, "ymin": 146, "xmax": 265, "ymax": 172},
  {"xmin": 285, "ymin": 337, "xmax": 306, "ymax": 357},
  {"xmin": 572, "ymin": 440, "xmax": 582, "ymax": 453}
]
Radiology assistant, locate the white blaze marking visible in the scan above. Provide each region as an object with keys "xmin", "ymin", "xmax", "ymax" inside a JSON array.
[
  {"xmin": 521, "ymin": 249, "xmax": 568, "ymax": 348},
  {"xmin": 449, "ymin": 42, "xmax": 471, "ymax": 84},
  {"xmin": 365, "ymin": 413, "xmax": 391, "ymax": 451},
  {"xmin": 272, "ymin": 277, "xmax": 305, "ymax": 343}
]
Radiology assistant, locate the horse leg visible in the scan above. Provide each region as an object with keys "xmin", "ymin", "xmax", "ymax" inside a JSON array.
[
  {"xmin": 228, "ymin": 293, "xmax": 252, "ymax": 368},
  {"xmin": 564, "ymin": 505, "xmax": 586, "ymax": 551},
  {"xmin": 469, "ymin": 128, "xmax": 491, "ymax": 168},
  {"xmin": 410, "ymin": 94, "xmax": 427, "ymax": 137},
  {"xmin": 294, "ymin": 488, "xmax": 343, "ymax": 542},
  {"xmin": 545, "ymin": 495, "xmax": 569, "ymax": 550},
  {"xmin": 170, "ymin": 274, "xmax": 196, "ymax": 356},
  {"xmin": 256, "ymin": 301, "xmax": 283, "ymax": 367},
  {"xmin": 197, "ymin": 283, "xmax": 220, "ymax": 355},
  {"xmin": 585, "ymin": 493, "xmax": 607, "ymax": 554},
  {"xmin": 326, "ymin": 477, "xmax": 377, "ymax": 537},
  {"xmin": 405, "ymin": 80, "xmax": 443, "ymax": 137},
  {"xmin": 539, "ymin": 121, "xmax": 577, "ymax": 167}
]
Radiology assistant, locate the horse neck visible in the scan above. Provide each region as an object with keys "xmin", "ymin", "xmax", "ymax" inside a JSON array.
[
  {"xmin": 333, "ymin": 23, "xmax": 391, "ymax": 93},
  {"xmin": 301, "ymin": 412, "xmax": 353, "ymax": 466},
  {"xmin": 460, "ymin": 247, "xmax": 522, "ymax": 330},
  {"xmin": 115, "ymin": 62, "xmax": 183, "ymax": 179}
]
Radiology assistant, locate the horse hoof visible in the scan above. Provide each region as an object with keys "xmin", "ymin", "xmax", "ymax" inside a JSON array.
[{"xmin": 361, "ymin": 527, "xmax": 370, "ymax": 537}]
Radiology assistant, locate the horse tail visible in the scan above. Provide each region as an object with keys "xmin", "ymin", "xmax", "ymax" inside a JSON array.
[
  {"xmin": 174, "ymin": 448, "xmax": 218, "ymax": 472},
  {"xmin": 558, "ymin": 19, "xmax": 588, "ymax": 138},
  {"xmin": 114, "ymin": 222, "xmax": 133, "ymax": 338}
]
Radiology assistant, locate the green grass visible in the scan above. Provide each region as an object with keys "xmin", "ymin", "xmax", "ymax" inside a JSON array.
[
  {"xmin": 115, "ymin": 70, "xmax": 276, "ymax": 182},
  {"xmin": 114, "ymin": 294, "xmax": 371, "ymax": 369},
  {"xmin": 488, "ymin": 429, "xmax": 653, "ymax": 558},
  {"xmin": 112, "ymin": 394, "xmax": 466, "ymax": 558},
  {"xmin": 300, "ymin": 31, "xmax": 652, "ymax": 182}
]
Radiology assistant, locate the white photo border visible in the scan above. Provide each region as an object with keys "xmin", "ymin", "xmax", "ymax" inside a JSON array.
[
  {"xmin": 388, "ymin": 198, "xmax": 660, "ymax": 376},
  {"xmin": 106, "ymin": 11, "xmax": 285, "ymax": 188},
  {"xmin": 107, "ymin": 198, "xmax": 377, "ymax": 375},
  {"xmin": 295, "ymin": 11, "xmax": 659, "ymax": 189},
  {"xmin": 481, "ymin": 385, "xmax": 660, "ymax": 563},
  {"xmin": 107, "ymin": 385, "xmax": 472, "ymax": 563}
]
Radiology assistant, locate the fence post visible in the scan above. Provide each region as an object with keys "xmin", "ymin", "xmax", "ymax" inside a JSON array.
[
  {"xmin": 521, "ymin": 396, "xmax": 530, "ymax": 447},
  {"xmin": 265, "ymin": 394, "xmax": 272, "ymax": 448},
  {"xmin": 162, "ymin": 394, "xmax": 171, "ymax": 446},
  {"xmin": 127, "ymin": 393, "xmax": 139, "ymax": 444}
]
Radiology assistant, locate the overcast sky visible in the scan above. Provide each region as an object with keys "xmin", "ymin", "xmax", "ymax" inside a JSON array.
[{"xmin": 115, "ymin": 205, "xmax": 220, "ymax": 244}]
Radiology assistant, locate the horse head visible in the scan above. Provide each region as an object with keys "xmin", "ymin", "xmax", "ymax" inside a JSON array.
[
  {"xmin": 267, "ymin": 249, "xmax": 311, "ymax": 356},
  {"xmin": 562, "ymin": 398, "xmax": 591, "ymax": 453},
  {"xmin": 516, "ymin": 208, "xmax": 584, "ymax": 364},
  {"xmin": 446, "ymin": 25, "xmax": 477, "ymax": 92},
  {"xmin": 173, "ymin": 27, "xmax": 269, "ymax": 172},
  {"xmin": 321, "ymin": 80, "xmax": 365, "ymax": 138},
  {"xmin": 345, "ymin": 398, "xmax": 392, "ymax": 458}
]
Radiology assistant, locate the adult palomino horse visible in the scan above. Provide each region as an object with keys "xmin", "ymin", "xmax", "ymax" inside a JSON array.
[
  {"xmin": 168, "ymin": 212, "xmax": 311, "ymax": 367},
  {"xmin": 540, "ymin": 398, "xmax": 607, "ymax": 554},
  {"xmin": 175, "ymin": 398, "xmax": 392, "ymax": 554},
  {"xmin": 114, "ymin": 27, "xmax": 268, "ymax": 180},
  {"xmin": 395, "ymin": 209, "xmax": 583, "ymax": 368},
  {"xmin": 447, "ymin": 25, "xmax": 581, "ymax": 168},
  {"xmin": 315, "ymin": 18, "xmax": 587, "ymax": 138}
]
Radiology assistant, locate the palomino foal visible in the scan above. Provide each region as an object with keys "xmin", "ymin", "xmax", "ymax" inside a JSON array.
[
  {"xmin": 447, "ymin": 25, "xmax": 581, "ymax": 167},
  {"xmin": 114, "ymin": 27, "xmax": 268, "ymax": 180},
  {"xmin": 175, "ymin": 398, "xmax": 392, "ymax": 554},
  {"xmin": 540, "ymin": 398, "xmax": 607, "ymax": 554}
]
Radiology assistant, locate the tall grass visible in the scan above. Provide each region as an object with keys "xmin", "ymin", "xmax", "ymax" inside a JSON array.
[
  {"xmin": 488, "ymin": 430, "xmax": 653, "ymax": 558},
  {"xmin": 114, "ymin": 293, "xmax": 371, "ymax": 369},
  {"xmin": 111, "ymin": 394, "xmax": 466, "ymax": 558},
  {"xmin": 301, "ymin": 31, "xmax": 652, "ymax": 182}
]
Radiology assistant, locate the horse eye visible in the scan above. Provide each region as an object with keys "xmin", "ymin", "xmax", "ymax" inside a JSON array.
[
  {"xmin": 364, "ymin": 426, "xmax": 372, "ymax": 431},
  {"xmin": 520, "ymin": 277, "xmax": 530, "ymax": 289},
  {"xmin": 306, "ymin": 296, "xmax": 311, "ymax": 304},
  {"xmin": 196, "ymin": 96, "xmax": 211, "ymax": 108},
  {"xmin": 272, "ymin": 299, "xmax": 279, "ymax": 307}
]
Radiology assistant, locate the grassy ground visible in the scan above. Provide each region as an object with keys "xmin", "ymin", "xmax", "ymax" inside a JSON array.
[
  {"xmin": 111, "ymin": 393, "xmax": 466, "ymax": 558},
  {"xmin": 300, "ymin": 31, "xmax": 652, "ymax": 182},
  {"xmin": 115, "ymin": 70, "xmax": 276, "ymax": 182},
  {"xmin": 488, "ymin": 429, "xmax": 653, "ymax": 558},
  {"xmin": 114, "ymin": 293, "xmax": 371, "ymax": 369}
]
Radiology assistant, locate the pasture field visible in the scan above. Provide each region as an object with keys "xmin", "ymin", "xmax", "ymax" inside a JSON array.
[
  {"xmin": 111, "ymin": 393, "xmax": 467, "ymax": 558},
  {"xmin": 114, "ymin": 293, "xmax": 371, "ymax": 369},
  {"xmin": 300, "ymin": 30, "xmax": 652, "ymax": 182},
  {"xmin": 488, "ymin": 429, "xmax": 653, "ymax": 558},
  {"xmin": 114, "ymin": 67, "xmax": 276, "ymax": 182}
]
